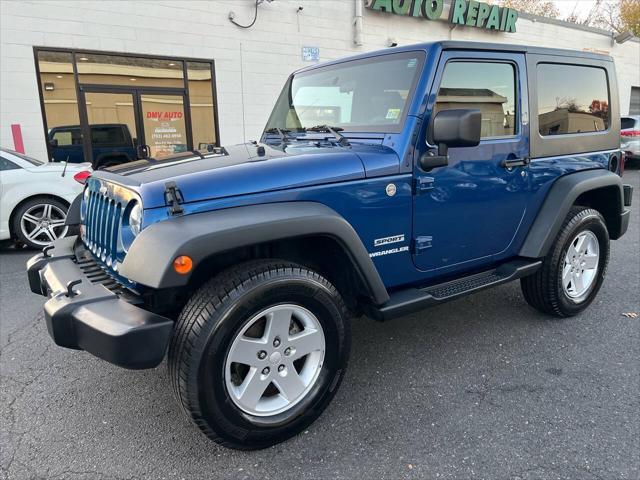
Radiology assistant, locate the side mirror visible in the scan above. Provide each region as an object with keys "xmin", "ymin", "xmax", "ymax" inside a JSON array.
[
  {"xmin": 136, "ymin": 144, "xmax": 150, "ymax": 159},
  {"xmin": 49, "ymin": 139, "xmax": 58, "ymax": 148},
  {"xmin": 433, "ymin": 108, "xmax": 482, "ymax": 154},
  {"xmin": 420, "ymin": 109, "xmax": 482, "ymax": 171}
]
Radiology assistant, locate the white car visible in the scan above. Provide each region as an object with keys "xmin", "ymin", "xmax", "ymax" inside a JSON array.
[
  {"xmin": 0, "ymin": 148, "xmax": 91, "ymax": 249},
  {"xmin": 621, "ymin": 115, "xmax": 640, "ymax": 162}
]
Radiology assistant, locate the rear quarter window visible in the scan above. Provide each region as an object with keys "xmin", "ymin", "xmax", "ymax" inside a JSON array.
[
  {"xmin": 537, "ymin": 63, "xmax": 610, "ymax": 136},
  {"xmin": 621, "ymin": 117, "xmax": 636, "ymax": 130}
]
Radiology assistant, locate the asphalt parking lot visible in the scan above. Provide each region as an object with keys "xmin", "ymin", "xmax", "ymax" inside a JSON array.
[{"xmin": 1, "ymin": 170, "xmax": 638, "ymax": 480}]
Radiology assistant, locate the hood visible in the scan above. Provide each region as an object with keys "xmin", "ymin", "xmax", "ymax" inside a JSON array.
[{"xmin": 95, "ymin": 141, "xmax": 399, "ymax": 209}]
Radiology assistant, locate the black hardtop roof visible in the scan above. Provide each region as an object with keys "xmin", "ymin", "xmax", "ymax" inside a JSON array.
[
  {"xmin": 295, "ymin": 40, "xmax": 612, "ymax": 74},
  {"xmin": 438, "ymin": 40, "xmax": 613, "ymax": 60},
  {"xmin": 50, "ymin": 123, "xmax": 129, "ymax": 131}
]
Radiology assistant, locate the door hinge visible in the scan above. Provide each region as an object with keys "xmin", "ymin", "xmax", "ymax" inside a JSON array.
[
  {"xmin": 413, "ymin": 236, "xmax": 433, "ymax": 253},
  {"xmin": 164, "ymin": 181, "xmax": 184, "ymax": 215},
  {"xmin": 414, "ymin": 176, "xmax": 435, "ymax": 194}
]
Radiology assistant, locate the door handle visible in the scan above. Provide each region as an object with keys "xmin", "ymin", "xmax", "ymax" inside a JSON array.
[{"xmin": 501, "ymin": 157, "xmax": 530, "ymax": 169}]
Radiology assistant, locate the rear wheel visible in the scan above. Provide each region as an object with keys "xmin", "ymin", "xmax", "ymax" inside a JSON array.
[
  {"xmin": 168, "ymin": 260, "xmax": 350, "ymax": 450},
  {"xmin": 521, "ymin": 207, "xmax": 609, "ymax": 317},
  {"xmin": 12, "ymin": 197, "xmax": 69, "ymax": 249}
]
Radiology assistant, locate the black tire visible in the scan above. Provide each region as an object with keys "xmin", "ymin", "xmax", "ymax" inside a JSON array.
[
  {"xmin": 11, "ymin": 197, "xmax": 69, "ymax": 249},
  {"xmin": 521, "ymin": 206, "xmax": 610, "ymax": 317},
  {"xmin": 168, "ymin": 260, "xmax": 351, "ymax": 450}
]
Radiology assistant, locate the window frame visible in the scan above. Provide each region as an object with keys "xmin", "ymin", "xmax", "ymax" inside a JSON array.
[
  {"xmin": 432, "ymin": 58, "xmax": 520, "ymax": 142},
  {"xmin": 265, "ymin": 50, "xmax": 426, "ymax": 134},
  {"xmin": 536, "ymin": 62, "xmax": 612, "ymax": 137},
  {"xmin": 33, "ymin": 47, "xmax": 220, "ymax": 161},
  {"xmin": 527, "ymin": 54, "xmax": 620, "ymax": 159}
]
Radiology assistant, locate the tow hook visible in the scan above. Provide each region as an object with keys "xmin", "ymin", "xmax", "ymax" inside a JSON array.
[{"xmin": 65, "ymin": 279, "xmax": 82, "ymax": 298}]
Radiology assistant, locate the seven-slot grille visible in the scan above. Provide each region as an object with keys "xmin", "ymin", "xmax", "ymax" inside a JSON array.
[{"xmin": 83, "ymin": 183, "xmax": 123, "ymax": 269}]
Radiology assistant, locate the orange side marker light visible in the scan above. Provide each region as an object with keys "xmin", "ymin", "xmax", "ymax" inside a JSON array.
[{"xmin": 173, "ymin": 255, "xmax": 193, "ymax": 275}]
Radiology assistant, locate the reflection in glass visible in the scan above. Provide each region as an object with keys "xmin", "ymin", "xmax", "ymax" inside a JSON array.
[
  {"xmin": 435, "ymin": 62, "xmax": 516, "ymax": 138},
  {"xmin": 76, "ymin": 53, "xmax": 184, "ymax": 88},
  {"xmin": 537, "ymin": 63, "xmax": 609, "ymax": 136},
  {"xmin": 83, "ymin": 92, "xmax": 137, "ymax": 167},
  {"xmin": 265, "ymin": 52, "xmax": 423, "ymax": 133},
  {"xmin": 37, "ymin": 51, "xmax": 81, "ymax": 160},
  {"xmin": 140, "ymin": 94, "xmax": 187, "ymax": 158},
  {"xmin": 187, "ymin": 62, "xmax": 216, "ymax": 149}
]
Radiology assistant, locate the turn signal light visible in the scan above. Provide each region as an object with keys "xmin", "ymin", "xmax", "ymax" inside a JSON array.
[
  {"xmin": 73, "ymin": 170, "xmax": 91, "ymax": 184},
  {"xmin": 173, "ymin": 255, "xmax": 193, "ymax": 275}
]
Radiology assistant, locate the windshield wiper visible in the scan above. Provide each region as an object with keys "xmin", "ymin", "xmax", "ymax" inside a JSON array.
[
  {"xmin": 305, "ymin": 125, "xmax": 350, "ymax": 147},
  {"xmin": 264, "ymin": 127, "xmax": 294, "ymax": 142}
]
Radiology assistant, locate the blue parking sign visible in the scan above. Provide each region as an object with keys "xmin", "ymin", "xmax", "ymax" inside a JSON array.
[{"xmin": 302, "ymin": 47, "xmax": 320, "ymax": 62}]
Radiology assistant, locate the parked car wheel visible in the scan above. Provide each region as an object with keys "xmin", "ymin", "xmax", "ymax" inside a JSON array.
[
  {"xmin": 168, "ymin": 260, "xmax": 350, "ymax": 450},
  {"xmin": 12, "ymin": 197, "xmax": 69, "ymax": 249},
  {"xmin": 521, "ymin": 206, "xmax": 609, "ymax": 317}
]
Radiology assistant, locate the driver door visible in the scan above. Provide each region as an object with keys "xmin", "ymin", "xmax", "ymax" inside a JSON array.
[{"xmin": 412, "ymin": 52, "xmax": 530, "ymax": 273}]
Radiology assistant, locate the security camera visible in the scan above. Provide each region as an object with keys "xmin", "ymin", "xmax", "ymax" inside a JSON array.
[
  {"xmin": 614, "ymin": 31, "xmax": 634, "ymax": 44},
  {"xmin": 297, "ymin": 6, "xmax": 303, "ymax": 11},
  {"xmin": 388, "ymin": 38, "xmax": 398, "ymax": 47}
]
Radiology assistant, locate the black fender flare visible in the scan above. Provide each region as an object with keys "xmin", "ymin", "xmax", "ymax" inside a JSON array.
[
  {"xmin": 120, "ymin": 202, "xmax": 390, "ymax": 305},
  {"xmin": 519, "ymin": 169, "xmax": 625, "ymax": 258}
]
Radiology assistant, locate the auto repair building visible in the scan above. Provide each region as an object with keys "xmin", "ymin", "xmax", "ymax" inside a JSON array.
[{"xmin": 1, "ymin": 0, "xmax": 639, "ymax": 164}]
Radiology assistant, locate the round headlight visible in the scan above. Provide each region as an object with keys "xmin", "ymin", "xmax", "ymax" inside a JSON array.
[{"xmin": 129, "ymin": 202, "xmax": 142, "ymax": 236}]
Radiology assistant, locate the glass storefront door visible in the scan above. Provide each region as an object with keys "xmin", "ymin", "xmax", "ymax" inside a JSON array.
[
  {"xmin": 140, "ymin": 93, "xmax": 188, "ymax": 158},
  {"xmin": 83, "ymin": 92, "xmax": 138, "ymax": 167},
  {"xmin": 80, "ymin": 87, "xmax": 189, "ymax": 166}
]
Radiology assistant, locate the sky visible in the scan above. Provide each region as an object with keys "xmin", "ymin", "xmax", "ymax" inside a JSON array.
[{"xmin": 552, "ymin": 0, "xmax": 599, "ymax": 21}]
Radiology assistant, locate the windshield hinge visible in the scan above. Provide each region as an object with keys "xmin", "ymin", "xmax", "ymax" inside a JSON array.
[{"xmin": 164, "ymin": 181, "xmax": 184, "ymax": 216}]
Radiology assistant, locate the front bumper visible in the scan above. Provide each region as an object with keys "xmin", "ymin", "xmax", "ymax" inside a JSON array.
[{"xmin": 27, "ymin": 236, "xmax": 173, "ymax": 369}]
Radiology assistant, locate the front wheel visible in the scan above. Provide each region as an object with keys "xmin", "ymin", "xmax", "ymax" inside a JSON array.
[
  {"xmin": 521, "ymin": 207, "xmax": 610, "ymax": 317},
  {"xmin": 168, "ymin": 260, "xmax": 350, "ymax": 450}
]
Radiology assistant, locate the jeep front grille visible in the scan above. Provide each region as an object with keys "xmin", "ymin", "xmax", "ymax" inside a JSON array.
[{"xmin": 83, "ymin": 182, "xmax": 123, "ymax": 269}]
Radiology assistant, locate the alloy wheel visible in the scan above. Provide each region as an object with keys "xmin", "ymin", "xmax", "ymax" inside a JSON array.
[
  {"xmin": 224, "ymin": 304, "xmax": 325, "ymax": 417},
  {"xmin": 562, "ymin": 230, "xmax": 599, "ymax": 301},
  {"xmin": 19, "ymin": 203, "xmax": 68, "ymax": 247}
]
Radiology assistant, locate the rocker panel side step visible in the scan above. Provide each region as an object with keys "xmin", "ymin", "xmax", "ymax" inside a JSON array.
[{"xmin": 368, "ymin": 259, "xmax": 542, "ymax": 321}]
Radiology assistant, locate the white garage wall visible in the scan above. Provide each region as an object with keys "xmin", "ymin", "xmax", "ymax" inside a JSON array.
[{"xmin": 1, "ymin": 0, "xmax": 639, "ymax": 161}]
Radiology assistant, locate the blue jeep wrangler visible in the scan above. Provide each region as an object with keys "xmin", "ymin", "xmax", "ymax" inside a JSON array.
[
  {"xmin": 48, "ymin": 123, "xmax": 137, "ymax": 168},
  {"xmin": 28, "ymin": 42, "xmax": 633, "ymax": 449}
]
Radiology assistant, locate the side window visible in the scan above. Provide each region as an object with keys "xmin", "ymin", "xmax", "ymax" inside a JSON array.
[
  {"xmin": 0, "ymin": 156, "xmax": 20, "ymax": 171},
  {"xmin": 91, "ymin": 126, "xmax": 126, "ymax": 146},
  {"xmin": 537, "ymin": 63, "xmax": 610, "ymax": 136},
  {"xmin": 435, "ymin": 61, "xmax": 517, "ymax": 138},
  {"xmin": 52, "ymin": 129, "xmax": 82, "ymax": 146},
  {"xmin": 52, "ymin": 130, "xmax": 72, "ymax": 146}
]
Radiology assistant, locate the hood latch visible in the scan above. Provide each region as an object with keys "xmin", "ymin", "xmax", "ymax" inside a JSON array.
[{"xmin": 164, "ymin": 181, "xmax": 184, "ymax": 215}]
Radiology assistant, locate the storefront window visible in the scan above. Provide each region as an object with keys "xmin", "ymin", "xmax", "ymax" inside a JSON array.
[
  {"xmin": 187, "ymin": 62, "xmax": 217, "ymax": 149},
  {"xmin": 141, "ymin": 94, "xmax": 188, "ymax": 158},
  {"xmin": 76, "ymin": 53, "xmax": 184, "ymax": 88},
  {"xmin": 37, "ymin": 50, "xmax": 81, "ymax": 156},
  {"xmin": 35, "ymin": 48, "xmax": 219, "ymax": 165}
]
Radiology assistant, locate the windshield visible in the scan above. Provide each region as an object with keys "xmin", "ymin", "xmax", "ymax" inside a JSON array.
[{"xmin": 265, "ymin": 51, "xmax": 425, "ymax": 134}]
